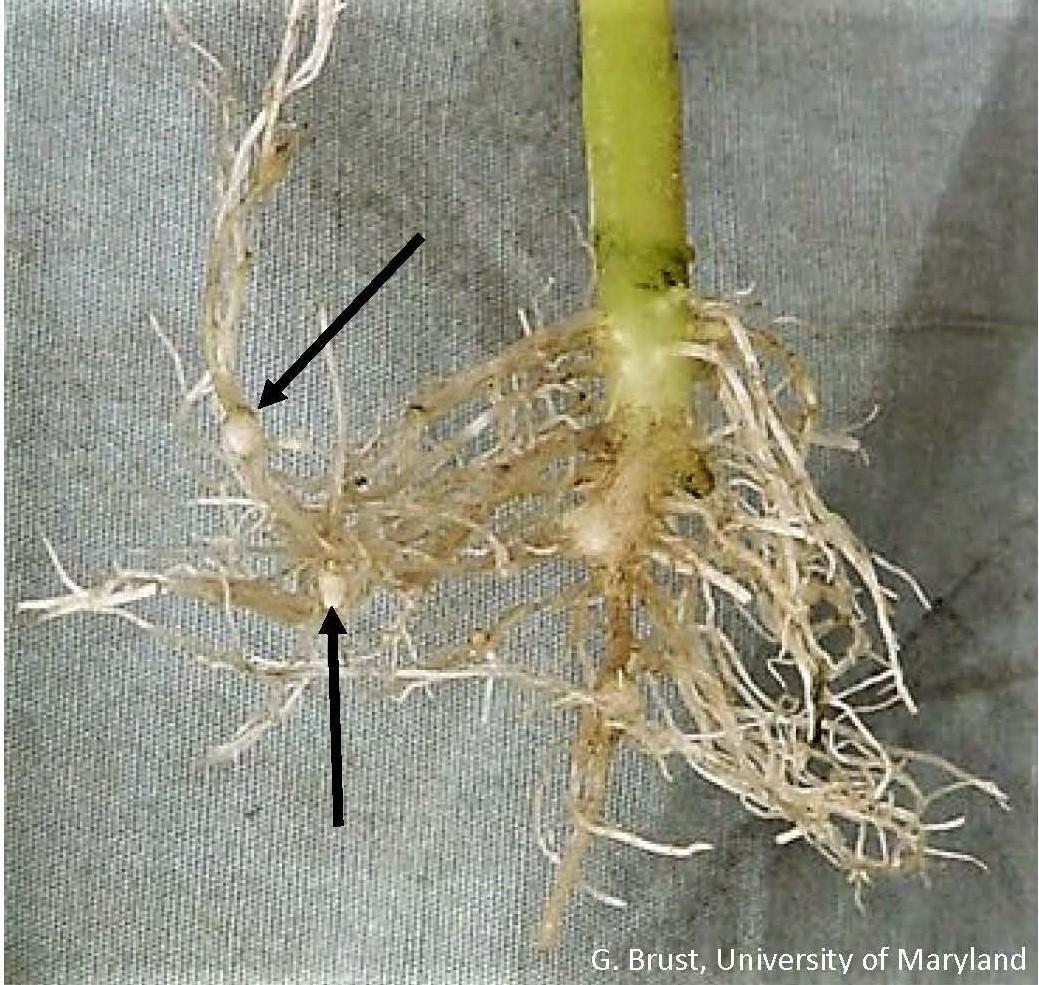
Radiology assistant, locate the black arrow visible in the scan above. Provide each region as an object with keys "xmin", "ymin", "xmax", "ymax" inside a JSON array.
[
  {"xmin": 318, "ymin": 605, "xmax": 347, "ymax": 828},
  {"xmin": 257, "ymin": 233, "xmax": 425, "ymax": 409}
]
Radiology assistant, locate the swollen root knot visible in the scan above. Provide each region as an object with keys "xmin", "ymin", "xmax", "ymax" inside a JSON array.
[{"xmin": 222, "ymin": 410, "xmax": 265, "ymax": 460}]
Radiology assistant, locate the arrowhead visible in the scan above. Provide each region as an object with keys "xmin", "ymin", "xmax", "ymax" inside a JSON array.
[
  {"xmin": 318, "ymin": 606, "xmax": 346, "ymax": 636},
  {"xmin": 256, "ymin": 379, "xmax": 288, "ymax": 409}
]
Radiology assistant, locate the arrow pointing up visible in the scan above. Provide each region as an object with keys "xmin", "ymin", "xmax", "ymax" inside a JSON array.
[
  {"xmin": 318, "ymin": 605, "xmax": 347, "ymax": 637},
  {"xmin": 319, "ymin": 605, "xmax": 347, "ymax": 827}
]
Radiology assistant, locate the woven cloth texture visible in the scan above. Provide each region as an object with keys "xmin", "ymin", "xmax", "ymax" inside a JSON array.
[{"xmin": 5, "ymin": 1, "xmax": 1036, "ymax": 983}]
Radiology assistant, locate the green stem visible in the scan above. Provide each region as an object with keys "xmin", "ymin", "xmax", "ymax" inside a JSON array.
[{"xmin": 579, "ymin": 0, "xmax": 694, "ymax": 419}]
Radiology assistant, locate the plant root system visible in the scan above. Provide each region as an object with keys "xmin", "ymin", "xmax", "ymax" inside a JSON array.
[{"xmin": 19, "ymin": 0, "xmax": 1007, "ymax": 949}]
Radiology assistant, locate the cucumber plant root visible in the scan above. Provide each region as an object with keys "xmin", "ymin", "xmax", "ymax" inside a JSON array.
[{"xmin": 20, "ymin": 0, "xmax": 1007, "ymax": 949}]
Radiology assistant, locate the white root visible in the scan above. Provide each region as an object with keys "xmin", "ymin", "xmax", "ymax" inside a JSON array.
[
  {"xmin": 18, "ymin": 537, "xmax": 163, "ymax": 630},
  {"xmin": 576, "ymin": 815, "xmax": 714, "ymax": 858}
]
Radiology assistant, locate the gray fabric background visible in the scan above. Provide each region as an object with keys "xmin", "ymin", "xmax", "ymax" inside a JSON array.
[{"xmin": 5, "ymin": 1, "xmax": 1036, "ymax": 983}]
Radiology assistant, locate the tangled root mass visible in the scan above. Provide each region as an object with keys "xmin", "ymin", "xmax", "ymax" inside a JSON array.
[{"xmin": 18, "ymin": 0, "xmax": 1005, "ymax": 948}]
